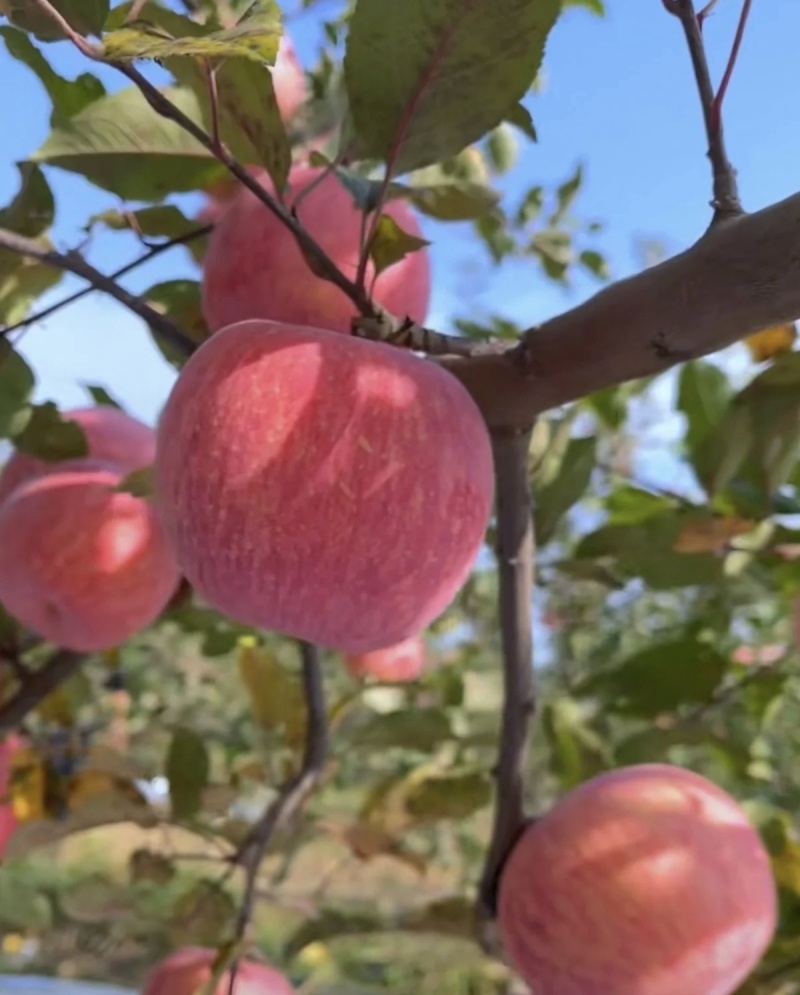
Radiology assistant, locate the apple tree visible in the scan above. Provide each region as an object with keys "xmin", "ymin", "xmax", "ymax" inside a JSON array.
[{"xmin": 0, "ymin": 1, "xmax": 799, "ymax": 994}]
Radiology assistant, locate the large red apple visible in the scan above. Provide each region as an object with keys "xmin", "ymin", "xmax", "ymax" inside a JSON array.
[
  {"xmin": 497, "ymin": 763, "xmax": 777, "ymax": 995},
  {"xmin": 0, "ymin": 464, "xmax": 180, "ymax": 652},
  {"xmin": 200, "ymin": 165, "xmax": 431, "ymax": 335},
  {"xmin": 345, "ymin": 635, "xmax": 426, "ymax": 683},
  {"xmin": 0, "ymin": 405, "xmax": 155, "ymax": 505},
  {"xmin": 142, "ymin": 947, "xmax": 295, "ymax": 995},
  {"xmin": 154, "ymin": 319, "xmax": 493, "ymax": 654}
]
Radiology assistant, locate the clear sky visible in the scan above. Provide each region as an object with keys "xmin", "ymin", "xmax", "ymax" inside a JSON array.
[{"xmin": 0, "ymin": 0, "xmax": 798, "ymax": 440}]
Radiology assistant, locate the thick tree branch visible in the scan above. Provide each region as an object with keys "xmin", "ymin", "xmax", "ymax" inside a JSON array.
[
  {"xmin": 663, "ymin": 0, "xmax": 742, "ymax": 222},
  {"xmin": 1, "ymin": 225, "xmax": 211, "ymax": 338},
  {"xmin": 0, "ymin": 650, "xmax": 85, "ymax": 733},
  {"xmin": 439, "ymin": 192, "xmax": 800, "ymax": 428},
  {"xmin": 0, "ymin": 228, "xmax": 195, "ymax": 358},
  {"xmin": 227, "ymin": 640, "xmax": 329, "ymax": 992},
  {"xmin": 477, "ymin": 427, "xmax": 536, "ymax": 947}
]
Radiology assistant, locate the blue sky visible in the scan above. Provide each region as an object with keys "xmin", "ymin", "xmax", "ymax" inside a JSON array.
[{"xmin": 0, "ymin": 0, "xmax": 798, "ymax": 441}]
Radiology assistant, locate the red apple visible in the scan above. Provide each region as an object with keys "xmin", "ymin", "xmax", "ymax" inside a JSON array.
[
  {"xmin": 0, "ymin": 405, "xmax": 155, "ymax": 505},
  {"xmin": 0, "ymin": 464, "xmax": 180, "ymax": 652},
  {"xmin": 200, "ymin": 165, "xmax": 431, "ymax": 335},
  {"xmin": 272, "ymin": 34, "xmax": 307, "ymax": 123},
  {"xmin": 142, "ymin": 947, "xmax": 295, "ymax": 995},
  {"xmin": 154, "ymin": 319, "xmax": 493, "ymax": 654},
  {"xmin": 345, "ymin": 635, "xmax": 426, "ymax": 683},
  {"xmin": 497, "ymin": 763, "xmax": 777, "ymax": 995}
]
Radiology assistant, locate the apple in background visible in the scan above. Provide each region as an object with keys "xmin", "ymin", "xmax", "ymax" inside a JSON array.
[
  {"xmin": 154, "ymin": 319, "xmax": 494, "ymax": 654},
  {"xmin": 0, "ymin": 405, "xmax": 155, "ymax": 505},
  {"xmin": 0, "ymin": 464, "xmax": 180, "ymax": 653},
  {"xmin": 201, "ymin": 165, "xmax": 431, "ymax": 335},
  {"xmin": 142, "ymin": 947, "xmax": 296, "ymax": 995},
  {"xmin": 345, "ymin": 635, "xmax": 427, "ymax": 683},
  {"xmin": 272, "ymin": 34, "xmax": 308, "ymax": 123},
  {"xmin": 0, "ymin": 733, "xmax": 24, "ymax": 859},
  {"xmin": 497, "ymin": 763, "xmax": 777, "ymax": 995}
]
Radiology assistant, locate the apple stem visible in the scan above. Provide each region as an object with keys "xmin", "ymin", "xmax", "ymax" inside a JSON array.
[
  {"xmin": 226, "ymin": 640, "xmax": 329, "ymax": 991},
  {"xmin": 476, "ymin": 426, "xmax": 536, "ymax": 945},
  {"xmin": 662, "ymin": 0, "xmax": 743, "ymax": 225},
  {"xmin": 0, "ymin": 649, "xmax": 86, "ymax": 733}
]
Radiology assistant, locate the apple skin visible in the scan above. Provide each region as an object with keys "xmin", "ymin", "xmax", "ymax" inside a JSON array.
[
  {"xmin": 154, "ymin": 319, "xmax": 494, "ymax": 654},
  {"xmin": 200, "ymin": 165, "xmax": 431, "ymax": 336},
  {"xmin": 142, "ymin": 947, "xmax": 295, "ymax": 995},
  {"xmin": 497, "ymin": 763, "xmax": 777, "ymax": 995},
  {"xmin": 345, "ymin": 635, "xmax": 426, "ymax": 683},
  {"xmin": 272, "ymin": 34, "xmax": 307, "ymax": 122},
  {"xmin": 0, "ymin": 405, "xmax": 155, "ymax": 505},
  {"xmin": 0, "ymin": 464, "xmax": 180, "ymax": 653}
]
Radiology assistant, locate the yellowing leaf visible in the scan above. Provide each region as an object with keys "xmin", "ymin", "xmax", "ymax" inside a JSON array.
[
  {"xmin": 338, "ymin": 821, "xmax": 427, "ymax": 875},
  {"xmin": 237, "ymin": 638, "xmax": 307, "ymax": 747},
  {"xmin": 745, "ymin": 323, "xmax": 797, "ymax": 363},
  {"xmin": 673, "ymin": 516, "xmax": 753, "ymax": 554},
  {"xmin": 8, "ymin": 747, "xmax": 46, "ymax": 823},
  {"xmin": 103, "ymin": 0, "xmax": 282, "ymax": 64},
  {"xmin": 773, "ymin": 840, "xmax": 800, "ymax": 894}
]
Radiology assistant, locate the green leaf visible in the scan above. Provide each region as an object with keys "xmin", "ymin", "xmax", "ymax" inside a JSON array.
[
  {"xmin": 82, "ymin": 383, "xmax": 123, "ymax": 409},
  {"xmin": 576, "ymin": 638, "xmax": 728, "ymax": 718},
  {"xmin": 604, "ymin": 485, "xmax": 674, "ymax": 525},
  {"xmin": 0, "ymin": 250, "xmax": 63, "ymax": 327},
  {"xmin": 504, "ymin": 100, "xmax": 538, "ymax": 141},
  {"xmin": 485, "ymin": 123, "xmax": 518, "ymax": 175},
  {"xmin": 116, "ymin": 466, "xmax": 155, "ymax": 498},
  {"xmin": 2, "ymin": 0, "xmax": 109, "ymax": 41},
  {"xmin": 0, "ymin": 26, "xmax": 105, "ymax": 125},
  {"xmin": 0, "ymin": 875, "xmax": 52, "ymax": 931},
  {"xmin": 0, "ymin": 163, "xmax": 54, "ymax": 238},
  {"xmin": 578, "ymin": 248, "xmax": 610, "ymax": 281},
  {"xmin": 32, "ymin": 85, "xmax": 223, "ymax": 201},
  {"xmin": 404, "ymin": 769, "xmax": 491, "ymax": 821},
  {"xmin": 142, "ymin": 279, "xmax": 209, "ymax": 368},
  {"xmin": 368, "ymin": 214, "xmax": 430, "ymax": 277},
  {"xmin": 614, "ymin": 723, "xmax": 748, "ymax": 772},
  {"xmin": 285, "ymin": 909, "xmax": 383, "ymax": 960},
  {"xmin": 541, "ymin": 697, "xmax": 609, "ymax": 788},
  {"xmin": 343, "ymin": 0, "xmax": 559, "ymax": 174},
  {"xmin": 552, "ymin": 163, "xmax": 583, "ymax": 223},
  {"xmin": 351, "ymin": 708, "xmax": 453, "ymax": 751},
  {"xmin": 11, "ymin": 401, "xmax": 89, "ymax": 462},
  {"xmin": 104, "ymin": 0, "xmax": 281, "ymax": 63},
  {"xmin": 407, "ymin": 178, "xmax": 500, "ymax": 221},
  {"xmin": 237, "ymin": 638, "xmax": 307, "ymax": 746},
  {"xmin": 534, "ymin": 435, "xmax": 596, "ymax": 545},
  {"xmin": 563, "ymin": 0, "xmax": 605, "ymax": 14},
  {"xmin": 0, "ymin": 345, "xmax": 34, "ymax": 437},
  {"xmin": 173, "ymin": 57, "xmax": 291, "ymax": 193},
  {"xmin": 166, "ymin": 727, "xmax": 210, "ymax": 821},
  {"xmin": 678, "ymin": 360, "xmax": 731, "ymax": 475}
]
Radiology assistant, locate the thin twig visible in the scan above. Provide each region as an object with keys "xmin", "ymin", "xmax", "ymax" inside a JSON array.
[
  {"xmin": 0, "ymin": 228, "xmax": 195, "ymax": 358},
  {"xmin": 663, "ymin": 0, "xmax": 743, "ymax": 222},
  {"xmin": 227, "ymin": 641, "xmax": 329, "ymax": 994},
  {"xmin": 709, "ymin": 0, "xmax": 753, "ymax": 138},
  {"xmin": 477, "ymin": 427, "xmax": 536, "ymax": 950},
  {"xmin": 0, "ymin": 650, "xmax": 86, "ymax": 733},
  {"xmin": 1, "ymin": 225, "xmax": 211, "ymax": 338}
]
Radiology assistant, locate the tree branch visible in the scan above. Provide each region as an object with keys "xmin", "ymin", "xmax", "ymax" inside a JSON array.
[
  {"xmin": 477, "ymin": 427, "xmax": 536, "ymax": 948},
  {"xmin": 227, "ymin": 640, "xmax": 329, "ymax": 992},
  {"xmin": 0, "ymin": 650, "xmax": 86, "ymax": 733},
  {"xmin": 663, "ymin": 0, "xmax": 742, "ymax": 222},
  {"xmin": 439, "ymin": 191, "xmax": 800, "ymax": 428},
  {"xmin": 0, "ymin": 228, "xmax": 195, "ymax": 358},
  {"xmin": 1, "ymin": 225, "xmax": 211, "ymax": 339}
]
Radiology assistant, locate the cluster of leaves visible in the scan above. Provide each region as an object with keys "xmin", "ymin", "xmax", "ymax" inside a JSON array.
[{"xmin": 0, "ymin": 1, "xmax": 798, "ymax": 995}]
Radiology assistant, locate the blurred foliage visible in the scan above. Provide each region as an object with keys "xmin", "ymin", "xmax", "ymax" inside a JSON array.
[{"xmin": 0, "ymin": 1, "xmax": 796, "ymax": 994}]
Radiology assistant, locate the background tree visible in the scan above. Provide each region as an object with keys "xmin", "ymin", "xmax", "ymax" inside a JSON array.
[{"xmin": 0, "ymin": 1, "xmax": 798, "ymax": 994}]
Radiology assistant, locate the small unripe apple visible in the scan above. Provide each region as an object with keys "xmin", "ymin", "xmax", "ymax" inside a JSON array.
[
  {"xmin": 0, "ymin": 405, "xmax": 155, "ymax": 505},
  {"xmin": 142, "ymin": 947, "xmax": 295, "ymax": 995},
  {"xmin": 345, "ymin": 635, "xmax": 426, "ymax": 683},
  {"xmin": 497, "ymin": 763, "xmax": 777, "ymax": 995},
  {"xmin": 200, "ymin": 165, "xmax": 431, "ymax": 335},
  {"xmin": 0, "ymin": 464, "xmax": 180, "ymax": 652},
  {"xmin": 154, "ymin": 319, "xmax": 493, "ymax": 654}
]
